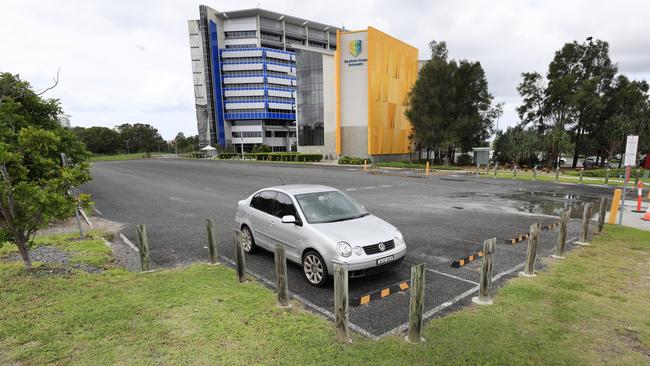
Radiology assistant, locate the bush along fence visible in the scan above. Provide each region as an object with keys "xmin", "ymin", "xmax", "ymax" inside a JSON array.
[
  {"xmin": 217, "ymin": 152, "xmax": 323, "ymax": 162},
  {"xmin": 128, "ymin": 203, "xmax": 602, "ymax": 343}
]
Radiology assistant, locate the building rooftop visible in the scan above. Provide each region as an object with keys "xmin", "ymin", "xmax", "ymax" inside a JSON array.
[{"xmin": 210, "ymin": 7, "xmax": 342, "ymax": 32}]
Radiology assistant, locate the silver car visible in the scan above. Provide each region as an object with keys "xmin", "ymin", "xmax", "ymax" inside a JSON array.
[{"xmin": 235, "ymin": 184, "xmax": 407, "ymax": 286}]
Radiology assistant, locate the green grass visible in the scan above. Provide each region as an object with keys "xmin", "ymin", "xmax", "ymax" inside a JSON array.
[
  {"xmin": 90, "ymin": 153, "xmax": 165, "ymax": 162},
  {"xmin": 487, "ymin": 170, "xmax": 650, "ymax": 186},
  {"xmin": 1, "ymin": 226, "xmax": 649, "ymax": 364},
  {"xmin": 373, "ymin": 161, "xmax": 463, "ymax": 170}
]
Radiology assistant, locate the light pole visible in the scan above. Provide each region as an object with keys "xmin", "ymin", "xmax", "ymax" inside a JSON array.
[{"xmin": 125, "ymin": 139, "xmax": 130, "ymax": 154}]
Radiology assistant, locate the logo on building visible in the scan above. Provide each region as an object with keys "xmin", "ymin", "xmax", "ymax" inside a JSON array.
[{"xmin": 349, "ymin": 40, "xmax": 362, "ymax": 57}]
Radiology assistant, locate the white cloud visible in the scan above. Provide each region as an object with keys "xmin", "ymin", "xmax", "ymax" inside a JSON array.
[{"xmin": 1, "ymin": 0, "xmax": 648, "ymax": 139}]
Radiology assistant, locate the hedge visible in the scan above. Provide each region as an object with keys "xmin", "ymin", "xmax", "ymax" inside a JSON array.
[
  {"xmin": 338, "ymin": 156, "xmax": 366, "ymax": 165},
  {"xmin": 218, "ymin": 152, "xmax": 323, "ymax": 162}
]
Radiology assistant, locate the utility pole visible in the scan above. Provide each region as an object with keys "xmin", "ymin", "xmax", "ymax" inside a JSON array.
[{"xmin": 125, "ymin": 140, "xmax": 130, "ymax": 154}]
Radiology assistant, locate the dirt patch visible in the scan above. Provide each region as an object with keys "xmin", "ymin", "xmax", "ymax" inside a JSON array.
[
  {"xmin": 619, "ymin": 328, "xmax": 650, "ymax": 358},
  {"xmin": 7, "ymin": 246, "xmax": 103, "ymax": 274}
]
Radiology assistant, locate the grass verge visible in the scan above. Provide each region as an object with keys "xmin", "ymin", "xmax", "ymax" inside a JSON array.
[
  {"xmin": 1, "ymin": 225, "xmax": 649, "ymax": 364},
  {"xmin": 373, "ymin": 161, "xmax": 463, "ymax": 170},
  {"xmin": 90, "ymin": 153, "xmax": 165, "ymax": 162},
  {"xmin": 486, "ymin": 171, "xmax": 650, "ymax": 186}
]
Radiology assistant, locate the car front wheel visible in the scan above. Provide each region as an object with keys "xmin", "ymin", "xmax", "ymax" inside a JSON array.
[
  {"xmin": 240, "ymin": 226, "xmax": 256, "ymax": 254},
  {"xmin": 302, "ymin": 250, "xmax": 329, "ymax": 287}
]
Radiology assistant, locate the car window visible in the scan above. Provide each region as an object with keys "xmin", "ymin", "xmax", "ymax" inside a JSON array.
[
  {"xmin": 274, "ymin": 192, "xmax": 297, "ymax": 219},
  {"xmin": 251, "ymin": 190, "xmax": 277, "ymax": 214},
  {"xmin": 295, "ymin": 191, "xmax": 368, "ymax": 224}
]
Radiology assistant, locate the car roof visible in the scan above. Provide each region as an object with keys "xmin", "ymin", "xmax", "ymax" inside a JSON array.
[{"xmin": 259, "ymin": 184, "xmax": 339, "ymax": 196}]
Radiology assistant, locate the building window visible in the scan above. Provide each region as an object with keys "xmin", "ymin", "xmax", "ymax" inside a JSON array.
[{"xmin": 295, "ymin": 49, "xmax": 324, "ymax": 146}]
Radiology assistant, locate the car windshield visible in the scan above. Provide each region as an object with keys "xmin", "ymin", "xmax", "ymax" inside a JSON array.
[{"xmin": 294, "ymin": 191, "xmax": 368, "ymax": 224}]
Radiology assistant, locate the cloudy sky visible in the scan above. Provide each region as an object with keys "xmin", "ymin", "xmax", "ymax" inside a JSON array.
[{"xmin": 2, "ymin": 0, "xmax": 648, "ymax": 139}]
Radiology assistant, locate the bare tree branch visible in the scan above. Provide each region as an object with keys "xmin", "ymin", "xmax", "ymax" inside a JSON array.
[{"xmin": 35, "ymin": 67, "xmax": 60, "ymax": 96}]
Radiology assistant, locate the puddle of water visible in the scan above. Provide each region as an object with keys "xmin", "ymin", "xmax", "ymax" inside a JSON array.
[
  {"xmin": 451, "ymin": 191, "xmax": 603, "ymax": 218},
  {"xmin": 507, "ymin": 192, "xmax": 603, "ymax": 218}
]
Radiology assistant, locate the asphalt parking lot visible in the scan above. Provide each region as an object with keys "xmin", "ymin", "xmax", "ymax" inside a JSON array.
[{"xmin": 85, "ymin": 159, "xmax": 611, "ymax": 338}]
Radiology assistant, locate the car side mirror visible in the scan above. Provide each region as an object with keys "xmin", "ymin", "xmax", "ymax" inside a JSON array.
[{"xmin": 281, "ymin": 215, "xmax": 297, "ymax": 224}]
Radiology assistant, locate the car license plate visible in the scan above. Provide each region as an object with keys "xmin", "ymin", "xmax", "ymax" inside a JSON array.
[{"xmin": 376, "ymin": 255, "xmax": 394, "ymax": 265}]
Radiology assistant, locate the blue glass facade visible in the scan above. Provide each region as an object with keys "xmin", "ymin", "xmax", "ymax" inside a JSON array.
[
  {"xmin": 211, "ymin": 47, "xmax": 297, "ymax": 143},
  {"xmin": 208, "ymin": 20, "xmax": 226, "ymax": 146}
]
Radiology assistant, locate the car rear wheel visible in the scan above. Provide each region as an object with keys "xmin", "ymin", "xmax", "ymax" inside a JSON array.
[
  {"xmin": 240, "ymin": 226, "xmax": 256, "ymax": 254},
  {"xmin": 302, "ymin": 250, "xmax": 328, "ymax": 287}
]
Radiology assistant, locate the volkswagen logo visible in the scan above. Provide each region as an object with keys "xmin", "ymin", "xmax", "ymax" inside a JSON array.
[{"xmin": 378, "ymin": 242, "xmax": 386, "ymax": 252}]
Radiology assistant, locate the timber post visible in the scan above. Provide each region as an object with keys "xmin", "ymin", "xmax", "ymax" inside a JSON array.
[
  {"xmin": 233, "ymin": 229, "xmax": 246, "ymax": 282},
  {"xmin": 407, "ymin": 263, "xmax": 426, "ymax": 342},
  {"xmin": 552, "ymin": 209, "xmax": 570, "ymax": 259},
  {"xmin": 472, "ymin": 238, "xmax": 496, "ymax": 305},
  {"xmin": 334, "ymin": 263, "xmax": 350, "ymax": 342},
  {"xmin": 519, "ymin": 222, "xmax": 540, "ymax": 277},
  {"xmin": 274, "ymin": 243, "xmax": 289, "ymax": 307},
  {"xmin": 205, "ymin": 218, "xmax": 218, "ymax": 264},
  {"xmin": 597, "ymin": 197, "xmax": 607, "ymax": 233},
  {"xmin": 575, "ymin": 203, "xmax": 592, "ymax": 246},
  {"xmin": 135, "ymin": 224, "xmax": 151, "ymax": 271}
]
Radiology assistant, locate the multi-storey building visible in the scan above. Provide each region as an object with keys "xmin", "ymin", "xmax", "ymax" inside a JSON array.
[{"xmin": 188, "ymin": 6, "xmax": 340, "ymax": 151}]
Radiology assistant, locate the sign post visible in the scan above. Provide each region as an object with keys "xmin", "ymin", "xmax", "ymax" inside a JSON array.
[{"xmin": 619, "ymin": 136, "xmax": 639, "ymax": 224}]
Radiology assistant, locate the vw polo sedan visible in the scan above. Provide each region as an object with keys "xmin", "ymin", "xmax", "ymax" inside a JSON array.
[{"xmin": 235, "ymin": 184, "xmax": 406, "ymax": 286}]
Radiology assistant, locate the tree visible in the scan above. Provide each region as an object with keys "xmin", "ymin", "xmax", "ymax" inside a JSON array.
[
  {"xmin": 493, "ymin": 127, "xmax": 540, "ymax": 166},
  {"xmin": 73, "ymin": 126, "xmax": 122, "ymax": 155},
  {"xmin": 406, "ymin": 40, "xmax": 497, "ymax": 164},
  {"xmin": 117, "ymin": 123, "xmax": 165, "ymax": 153},
  {"xmin": 0, "ymin": 72, "xmax": 90, "ymax": 269},
  {"xmin": 517, "ymin": 39, "xmax": 649, "ymax": 167}
]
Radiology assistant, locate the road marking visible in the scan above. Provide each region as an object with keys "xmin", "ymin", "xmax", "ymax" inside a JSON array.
[
  {"xmin": 378, "ymin": 235, "xmax": 580, "ymax": 338},
  {"xmin": 345, "ymin": 188, "xmax": 358, "ymax": 191},
  {"xmin": 119, "ymin": 233, "xmax": 139, "ymax": 252},
  {"xmin": 426, "ymin": 268, "xmax": 479, "ymax": 285},
  {"xmin": 217, "ymin": 255, "xmax": 378, "ymax": 340}
]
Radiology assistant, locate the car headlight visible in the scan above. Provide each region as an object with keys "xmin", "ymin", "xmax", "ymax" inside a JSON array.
[
  {"xmin": 336, "ymin": 241, "xmax": 352, "ymax": 257},
  {"xmin": 353, "ymin": 246, "xmax": 364, "ymax": 256},
  {"xmin": 394, "ymin": 230, "xmax": 405, "ymax": 246}
]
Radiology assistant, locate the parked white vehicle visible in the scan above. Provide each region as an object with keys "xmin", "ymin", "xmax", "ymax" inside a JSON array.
[{"xmin": 235, "ymin": 184, "xmax": 406, "ymax": 286}]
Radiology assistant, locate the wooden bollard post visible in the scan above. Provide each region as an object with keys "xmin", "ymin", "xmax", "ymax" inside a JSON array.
[
  {"xmin": 407, "ymin": 263, "xmax": 425, "ymax": 342},
  {"xmin": 274, "ymin": 243, "xmax": 289, "ymax": 307},
  {"xmin": 552, "ymin": 209, "xmax": 570, "ymax": 259},
  {"xmin": 363, "ymin": 160, "xmax": 367, "ymax": 172},
  {"xmin": 579, "ymin": 167, "xmax": 584, "ymax": 184},
  {"xmin": 513, "ymin": 165, "xmax": 517, "ymax": 179},
  {"xmin": 425, "ymin": 161, "xmax": 430, "ymax": 176},
  {"xmin": 233, "ymin": 229, "xmax": 246, "ymax": 282},
  {"xmin": 533, "ymin": 165, "xmax": 537, "ymax": 181},
  {"xmin": 472, "ymin": 238, "xmax": 496, "ymax": 305},
  {"xmin": 597, "ymin": 197, "xmax": 607, "ymax": 233},
  {"xmin": 575, "ymin": 203, "xmax": 592, "ymax": 246},
  {"xmin": 333, "ymin": 263, "xmax": 350, "ymax": 342},
  {"xmin": 205, "ymin": 218, "xmax": 218, "ymax": 264},
  {"xmin": 556, "ymin": 165, "xmax": 560, "ymax": 182},
  {"xmin": 519, "ymin": 222, "xmax": 540, "ymax": 277},
  {"xmin": 135, "ymin": 224, "xmax": 151, "ymax": 271},
  {"xmin": 605, "ymin": 168, "xmax": 610, "ymax": 185},
  {"xmin": 494, "ymin": 162, "xmax": 498, "ymax": 178}
]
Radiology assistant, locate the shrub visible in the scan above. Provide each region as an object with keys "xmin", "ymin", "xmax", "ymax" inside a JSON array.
[
  {"xmin": 456, "ymin": 153, "xmax": 473, "ymax": 166},
  {"xmin": 218, "ymin": 153, "xmax": 238, "ymax": 159},
  {"xmin": 297, "ymin": 154, "xmax": 323, "ymax": 162},
  {"xmin": 338, "ymin": 156, "xmax": 366, "ymax": 165}
]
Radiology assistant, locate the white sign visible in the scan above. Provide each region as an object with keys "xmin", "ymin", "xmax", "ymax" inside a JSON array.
[{"xmin": 624, "ymin": 135, "xmax": 639, "ymax": 166}]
